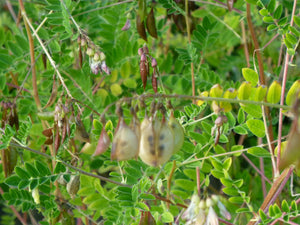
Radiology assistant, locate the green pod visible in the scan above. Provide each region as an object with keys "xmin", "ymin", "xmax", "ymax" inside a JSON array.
[
  {"xmin": 267, "ymin": 81, "xmax": 282, "ymax": 104},
  {"xmin": 138, "ymin": 0, "xmax": 147, "ymax": 21},
  {"xmin": 136, "ymin": 14, "xmax": 147, "ymax": 42},
  {"xmin": 37, "ymin": 111, "xmax": 54, "ymax": 121},
  {"xmin": 237, "ymin": 82, "xmax": 252, "ymax": 100},
  {"xmin": 254, "ymin": 85, "xmax": 268, "ymax": 102},
  {"xmin": 209, "ymin": 84, "xmax": 223, "ymax": 98},
  {"xmin": 146, "ymin": 8, "xmax": 158, "ymax": 39},
  {"xmin": 220, "ymin": 88, "xmax": 237, "ymax": 112},
  {"xmin": 286, "ymin": 80, "xmax": 300, "ymax": 106}
]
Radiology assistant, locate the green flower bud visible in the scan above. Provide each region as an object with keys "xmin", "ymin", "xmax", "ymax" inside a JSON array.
[
  {"xmin": 237, "ymin": 82, "xmax": 252, "ymax": 100},
  {"xmin": 210, "ymin": 84, "xmax": 223, "ymax": 98},
  {"xmin": 286, "ymin": 80, "xmax": 300, "ymax": 106},
  {"xmin": 254, "ymin": 85, "xmax": 268, "ymax": 102},
  {"xmin": 267, "ymin": 81, "xmax": 282, "ymax": 104}
]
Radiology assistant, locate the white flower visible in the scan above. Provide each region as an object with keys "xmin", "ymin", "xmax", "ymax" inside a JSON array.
[
  {"xmin": 194, "ymin": 209, "xmax": 206, "ymax": 225},
  {"xmin": 89, "ymin": 58, "xmax": 101, "ymax": 75},
  {"xmin": 182, "ymin": 194, "xmax": 200, "ymax": 222},
  {"xmin": 101, "ymin": 61, "xmax": 111, "ymax": 75},
  {"xmin": 206, "ymin": 206, "xmax": 219, "ymax": 225},
  {"xmin": 217, "ymin": 200, "xmax": 231, "ymax": 220}
]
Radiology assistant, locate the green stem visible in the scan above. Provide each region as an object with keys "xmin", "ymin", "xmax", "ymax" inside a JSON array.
[
  {"xmin": 185, "ymin": 0, "xmax": 196, "ymax": 104},
  {"xmin": 276, "ymin": 0, "xmax": 298, "ymax": 176},
  {"xmin": 101, "ymin": 94, "xmax": 291, "ymax": 117}
]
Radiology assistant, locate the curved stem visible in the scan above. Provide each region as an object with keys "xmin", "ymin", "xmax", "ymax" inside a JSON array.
[
  {"xmin": 247, "ymin": 3, "xmax": 275, "ymax": 157},
  {"xmin": 185, "ymin": 0, "xmax": 195, "ymax": 104},
  {"xmin": 277, "ymin": 0, "xmax": 298, "ymax": 176},
  {"xmin": 18, "ymin": 0, "xmax": 42, "ymax": 110},
  {"xmin": 9, "ymin": 142, "xmax": 131, "ymax": 188}
]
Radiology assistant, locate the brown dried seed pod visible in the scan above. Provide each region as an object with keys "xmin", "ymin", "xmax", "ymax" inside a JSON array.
[
  {"xmin": 139, "ymin": 211, "xmax": 156, "ymax": 225},
  {"xmin": 146, "ymin": 8, "xmax": 158, "ymax": 39},
  {"xmin": 42, "ymin": 128, "xmax": 53, "ymax": 137},
  {"xmin": 136, "ymin": 14, "xmax": 147, "ymax": 42},
  {"xmin": 140, "ymin": 60, "xmax": 147, "ymax": 90},
  {"xmin": 74, "ymin": 116, "xmax": 90, "ymax": 143},
  {"xmin": 152, "ymin": 69, "xmax": 157, "ymax": 93}
]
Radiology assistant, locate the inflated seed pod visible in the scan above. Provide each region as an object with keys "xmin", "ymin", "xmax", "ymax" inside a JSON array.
[
  {"xmin": 31, "ymin": 188, "xmax": 40, "ymax": 205},
  {"xmin": 67, "ymin": 175, "xmax": 80, "ymax": 198},
  {"xmin": 130, "ymin": 116, "xmax": 141, "ymax": 140},
  {"xmin": 168, "ymin": 113, "xmax": 184, "ymax": 153},
  {"xmin": 130, "ymin": 115, "xmax": 141, "ymax": 158},
  {"xmin": 93, "ymin": 126, "xmax": 111, "ymax": 156},
  {"xmin": 139, "ymin": 117, "xmax": 174, "ymax": 166},
  {"xmin": 111, "ymin": 118, "xmax": 139, "ymax": 161}
]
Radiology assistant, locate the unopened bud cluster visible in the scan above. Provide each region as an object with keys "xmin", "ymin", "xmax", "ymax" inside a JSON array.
[
  {"xmin": 138, "ymin": 44, "xmax": 159, "ymax": 93},
  {"xmin": 198, "ymin": 79, "xmax": 300, "ymax": 114},
  {"xmin": 78, "ymin": 35, "xmax": 110, "ymax": 75},
  {"xmin": 183, "ymin": 194, "xmax": 231, "ymax": 225},
  {"xmin": 94, "ymin": 100, "xmax": 184, "ymax": 166}
]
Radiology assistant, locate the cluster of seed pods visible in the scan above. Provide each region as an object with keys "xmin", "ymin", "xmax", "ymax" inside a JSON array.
[
  {"xmin": 138, "ymin": 45, "xmax": 158, "ymax": 93},
  {"xmin": 95, "ymin": 101, "xmax": 184, "ymax": 167}
]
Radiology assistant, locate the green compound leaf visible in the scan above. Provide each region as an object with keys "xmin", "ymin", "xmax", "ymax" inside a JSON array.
[{"xmin": 5, "ymin": 175, "xmax": 21, "ymax": 187}]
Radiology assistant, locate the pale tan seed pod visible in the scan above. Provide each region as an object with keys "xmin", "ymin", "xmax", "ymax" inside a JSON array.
[
  {"xmin": 67, "ymin": 175, "xmax": 80, "ymax": 198},
  {"xmin": 130, "ymin": 116, "xmax": 141, "ymax": 158},
  {"xmin": 57, "ymin": 174, "xmax": 68, "ymax": 186},
  {"xmin": 168, "ymin": 113, "xmax": 184, "ymax": 153},
  {"xmin": 111, "ymin": 119, "xmax": 139, "ymax": 161},
  {"xmin": 93, "ymin": 127, "xmax": 111, "ymax": 156},
  {"xmin": 31, "ymin": 188, "xmax": 40, "ymax": 205},
  {"xmin": 139, "ymin": 117, "xmax": 174, "ymax": 166}
]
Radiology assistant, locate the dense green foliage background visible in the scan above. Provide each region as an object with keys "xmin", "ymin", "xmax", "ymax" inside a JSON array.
[{"xmin": 0, "ymin": 0, "xmax": 300, "ymax": 224}]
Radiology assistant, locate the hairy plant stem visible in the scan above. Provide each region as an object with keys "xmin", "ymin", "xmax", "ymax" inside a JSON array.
[
  {"xmin": 211, "ymin": 0, "xmax": 242, "ymax": 14},
  {"xmin": 18, "ymin": 0, "xmax": 42, "ymax": 110},
  {"xmin": 190, "ymin": 0, "xmax": 242, "ymax": 14},
  {"xmin": 241, "ymin": 153, "xmax": 271, "ymax": 184},
  {"xmin": 73, "ymin": 0, "xmax": 134, "ymax": 17},
  {"xmin": 9, "ymin": 142, "xmax": 131, "ymax": 187},
  {"xmin": 101, "ymin": 93, "xmax": 291, "ymax": 117},
  {"xmin": 241, "ymin": 20, "xmax": 250, "ymax": 67},
  {"xmin": 180, "ymin": 136, "xmax": 287, "ymax": 167},
  {"xmin": 185, "ymin": 0, "xmax": 196, "ymax": 104},
  {"xmin": 277, "ymin": 0, "xmax": 298, "ymax": 175},
  {"xmin": 21, "ymin": 13, "xmax": 74, "ymax": 101},
  {"xmin": 167, "ymin": 160, "xmax": 177, "ymax": 209},
  {"xmin": 247, "ymin": 166, "xmax": 294, "ymax": 225}
]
